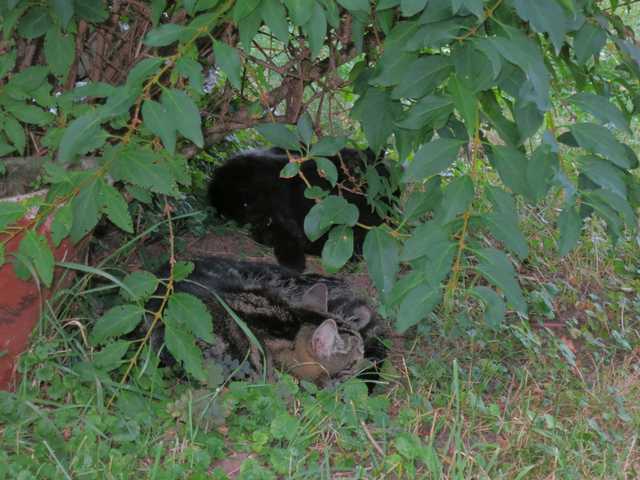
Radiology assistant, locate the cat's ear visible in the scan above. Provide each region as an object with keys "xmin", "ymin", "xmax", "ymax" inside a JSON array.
[
  {"xmin": 311, "ymin": 319, "xmax": 338, "ymax": 358},
  {"xmin": 301, "ymin": 283, "xmax": 328, "ymax": 312},
  {"xmin": 352, "ymin": 305, "xmax": 373, "ymax": 329}
]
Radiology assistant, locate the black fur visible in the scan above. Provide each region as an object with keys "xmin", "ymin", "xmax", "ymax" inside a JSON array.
[
  {"xmin": 147, "ymin": 256, "xmax": 388, "ymax": 387},
  {"xmin": 208, "ymin": 148, "xmax": 392, "ymax": 271}
]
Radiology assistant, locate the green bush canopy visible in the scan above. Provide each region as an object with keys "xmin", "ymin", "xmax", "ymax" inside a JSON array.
[{"xmin": 0, "ymin": 1, "xmax": 638, "ymax": 377}]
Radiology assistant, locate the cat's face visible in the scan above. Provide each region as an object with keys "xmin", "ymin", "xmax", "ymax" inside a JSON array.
[{"xmin": 280, "ymin": 319, "xmax": 364, "ymax": 384}]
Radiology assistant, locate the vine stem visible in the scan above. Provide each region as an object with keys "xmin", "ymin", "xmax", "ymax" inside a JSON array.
[
  {"xmin": 106, "ymin": 198, "xmax": 176, "ymax": 409},
  {"xmin": 443, "ymin": 112, "xmax": 482, "ymax": 316}
]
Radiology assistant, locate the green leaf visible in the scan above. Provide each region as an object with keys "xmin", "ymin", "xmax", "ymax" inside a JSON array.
[
  {"xmin": 164, "ymin": 323, "xmax": 206, "ymax": 382},
  {"xmin": 402, "ymin": 138, "xmax": 463, "ymax": 182},
  {"xmin": 0, "ymin": 142, "xmax": 15, "ymax": 156},
  {"xmin": 388, "ymin": 270, "xmax": 425, "ymax": 306},
  {"xmin": 18, "ymin": 230, "xmax": 54, "ymax": 287},
  {"xmin": 434, "ymin": 175, "xmax": 474, "ymax": 225},
  {"xmin": 109, "ymin": 145, "xmax": 177, "ymax": 195},
  {"xmin": 70, "ymin": 178, "xmax": 101, "ymax": 242},
  {"xmin": 164, "ymin": 292, "xmax": 214, "ymax": 343},
  {"xmin": 57, "ymin": 112, "xmax": 105, "ymax": 163},
  {"xmin": 5, "ymin": 104, "xmax": 53, "ymax": 126},
  {"xmin": 400, "ymin": 0, "xmax": 427, "ymax": 17},
  {"xmin": 401, "ymin": 221, "xmax": 452, "ymax": 262},
  {"xmin": 352, "ymin": 88, "xmax": 399, "ymax": 153},
  {"xmin": 372, "ymin": 52, "xmax": 417, "ymax": 87},
  {"xmin": 67, "ymin": 81, "xmax": 115, "ymax": 99},
  {"xmin": 232, "ymin": 0, "xmax": 261, "ymax": 21},
  {"xmin": 570, "ymin": 93, "xmax": 630, "ymax": 133},
  {"xmin": 51, "ymin": 204, "xmax": 72, "ymax": 247},
  {"xmin": 492, "ymin": 29, "xmax": 550, "ymax": 110},
  {"xmin": 396, "ymin": 95, "xmax": 453, "ymax": 130},
  {"xmin": 396, "ymin": 284, "xmax": 440, "ymax": 333},
  {"xmin": 176, "ymin": 57, "xmax": 204, "ymax": 93},
  {"xmin": 161, "ymin": 89, "xmax": 203, "ymax": 147},
  {"xmin": 363, "ymin": 227, "xmax": 399, "ymax": 298},
  {"xmin": 473, "ymin": 38, "xmax": 503, "ymax": 78},
  {"xmin": 255, "ymin": 123, "xmax": 301, "ymax": 151},
  {"xmin": 395, "ymin": 432, "xmax": 425, "ymax": 461},
  {"xmin": 296, "ymin": 111, "xmax": 313, "ymax": 146},
  {"xmin": 167, "ymin": 154, "xmax": 191, "ymax": 187},
  {"xmin": 93, "ymin": 341, "xmax": 131, "ymax": 370},
  {"xmin": 261, "ymin": 0, "xmax": 289, "ymax": 44},
  {"xmin": 0, "ymin": 202, "xmax": 26, "ymax": 230},
  {"xmin": 309, "ymin": 136, "xmax": 347, "ymax": 156},
  {"xmin": 470, "ymin": 286, "xmax": 505, "ymax": 330},
  {"xmin": 453, "ymin": 0, "xmax": 483, "ymax": 17},
  {"xmin": 315, "ymin": 157, "xmax": 338, "ymax": 187},
  {"xmin": 337, "ymin": 0, "xmax": 370, "ymax": 13},
  {"xmin": 44, "ymin": 28, "xmax": 75, "ymax": 78},
  {"xmin": 0, "ymin": 244, "xmax": 5, "ymax": 267},
  {"xmin": 514, "ymin": 101, "xmax": 543, "ymax": 141},
  {"xmin": 3, "ymin": 115, "xmax": 25, "ymax": 154},
  {"xmin": 479, "ymin": 91, "xmax": 520, "ymax": 146},
  {"xmin": 488, "ymin": 146, "xmax": 530, "ymax": 198},
  {"xmin": 304, "ymin": 195, "xmax": 359, "ymax": 241},
  {"xmin": 144, "ymin": 23, "xmax": 186, "ymax": 47},
  {"xmin": 73, "ymin": 0, "xmax": 109, "ymax": 23},
  {"xmin": 279, "ymin": 162, "xmax": 300, "ymax": 178},
  {"xmin": 5, "ymin": 66, "xmax": 49, "ymax": 93},
  {"xmin": 284, "ymin": 0, "xmax": 314, "ymax": 25},
  {"xmin": 173, "ymin": 261, "xmax": 195, "ymax": 281},
  {"xmin": 100, "ymin": 183, "xmax": 133, "ymax": 233},
  {"xmin": 194, "ymin": 0, "xmax": 221, "ymax": 14},
  {"xmin": 213, "ymin": 40, "xmax": 242, "ymax": 89},
  {"xmin": 424, "ymin": 241, "xmax": 456, "ymax": 289},
  {"xmin": 513, "ymin": 0, "xmax": 569, "ymax": 53},
  {"xmin": 321, "ymin": 226, "xmax": 354, "ymax": 273},
  {"xmin": 126, "ymin": 58, "xmax": 164, "ymax": 87},
  {"xmin": 590, "ymin": 189, "xmax": 636, "ymax": 231},
  {"xmin": 526, "ymin": 143, "xmax": 557, "ymax": 203},
  {"xmin": 557, "ymin": 202, "xmax": 581, "ymax": 256},
  {"xmin": 237, "ymin": 5, "xmax": 262, "ymax": 48},
  {"xmin": 91, "ymin": 305, "xmax": 145, "ymax": 345},
  {"xmin": 580, "ymin": 155, "xmax": 626, "ymax": 198},
  {"xmin": 304, "ymin": 186, "xmax": 327, "ymax": 199},
  {"xmin": 0, "ymin": 50, "xmax": 17, "ymax": 79},
  {"xmin": 303, "ymin": 2, "xmax": 327, "ymax": 58},
  {"xmin": 2, "ymin": 5, "xmax": 27, "ymax": 41},
  {"xmin": 51, "ymin": 0, "xmax": 74, "ymax": 28},
  {"xmin": 17, "ymin": 7, "xmax": 51, "ymax": 39},
  {"xmin": 407, "ymin": 18, "xmax": 471, "ymax": 50},
  {"xmin": 391, "ymin": 56, "xmax": 452, "ymax": 100},
  {"xmin": 377, "ymin": 0, "xmax": 400, "ymax": 9},
  {"xmin": 475, "ymin": 247, "xmax": 527, "ymax": 314},
  {"xmin": 451, "ymin": 43, "xmax": 497, "ymax": 92},
  {"xmin": 126, "ymin": 184, "xmax": 152, "ymax": 204},
  {"xmin": 142, "ymin": 100, "xmax": 176, "ymax": 154},
  {"xmin": 569, "ymin": 123, "xmax": 632, "ymax": 169},
  {"xmin": 484, "ymin": 187, "xmax": 529, "ymax": 259},
  {"xmin": 271, "ymin": 412, "xmax": 299, "ymax": 441},
  {"xmin": 574, "ymin": 22, "xmax": 606, "ymax": 65}
]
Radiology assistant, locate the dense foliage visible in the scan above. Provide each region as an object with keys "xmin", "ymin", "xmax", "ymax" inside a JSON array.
[{"xmin": 0, "ymin": 0, "xmax": 638, "ymax": 381}]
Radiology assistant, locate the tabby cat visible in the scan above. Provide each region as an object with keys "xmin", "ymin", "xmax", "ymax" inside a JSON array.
[{"xmin": 147, "ymin": 256, "xmax": 387, "ymax": 388}]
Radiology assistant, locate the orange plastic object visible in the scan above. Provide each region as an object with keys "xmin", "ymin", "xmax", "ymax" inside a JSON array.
[{"xmin": 0, "ymin": 216, "xmax": 78, "ymax": 391}]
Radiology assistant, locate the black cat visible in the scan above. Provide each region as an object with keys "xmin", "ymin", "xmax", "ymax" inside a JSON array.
[
  {"xmin": 147, "ymin": 256, "xmax": 388, "ymax": 388},
  {"xmin": 208, "ymin": 147, "xmax": 393, "ymax": 272}
]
